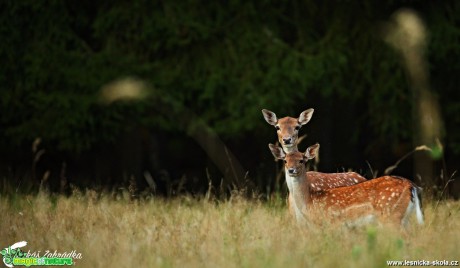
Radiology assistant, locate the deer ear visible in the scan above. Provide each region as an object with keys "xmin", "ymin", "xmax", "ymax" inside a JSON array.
[
  {"xmin": 262, "ymin": 109, "xmax": 278, "ymax": 126},
  {"xmin": 305, "ymin": 143, "xmax": 320, "ymax": 160},
  {"xmin": 268, "ymin": 143, "xmax": 286, "ymax": 160},
  {"xmin": 298, "ymin": 108, "xmax": 314, "ymax": 125}
]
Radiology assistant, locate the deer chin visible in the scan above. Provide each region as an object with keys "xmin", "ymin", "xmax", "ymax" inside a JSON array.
[
  {"xmin": 282, "ymin": 142, "xmax": 295, "ymax": 147},
  {"xmin": 282, "ymin": 143, "xmax": 297, "ymax": 153},
  {"xmin": 287, "ymin": 171, "xmax": 301, "ymax": 177}
]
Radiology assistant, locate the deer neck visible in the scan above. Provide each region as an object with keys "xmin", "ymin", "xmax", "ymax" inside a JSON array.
[
  {"xmin": 282, "ymin": 145, "xmax": 298, "ymax": 154},
  {"xmin": 285, "ymin": 169, "xmax": 310, "ymax": 223}
]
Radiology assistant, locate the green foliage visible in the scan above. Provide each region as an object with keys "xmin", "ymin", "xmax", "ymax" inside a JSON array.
[
  {"xmin": 427, "ymin": 3, "xmax": 460, "ymax": 154},
  {"xmin": 0, "ymin": 0, "xmax": 459, "ymax": 159}
]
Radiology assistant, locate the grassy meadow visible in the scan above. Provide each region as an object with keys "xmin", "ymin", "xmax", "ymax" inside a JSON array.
[{"xmin": 1, "ymin": 191, "xmax": 460, "ymax": 268}]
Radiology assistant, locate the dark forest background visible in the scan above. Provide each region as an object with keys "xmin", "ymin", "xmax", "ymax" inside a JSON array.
[{"xmin": 1, "ymin": 0, "xmax": 459, "ymax": 198}]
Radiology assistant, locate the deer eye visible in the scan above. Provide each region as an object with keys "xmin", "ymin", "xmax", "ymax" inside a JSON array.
[
  {"xmin": 283, "ymin": 160, "xmax": 287, "ymax": 164},
  {"xmin": 295, "ymin": 125, "xmax": 300, "ymax": 130},
  {"xmin": 275, "ymin": 126, "xmax": 280, "ymax": 131},
  {"xmin": 299, "ymin": 159, "xmax": 304, "ymax": 164}
]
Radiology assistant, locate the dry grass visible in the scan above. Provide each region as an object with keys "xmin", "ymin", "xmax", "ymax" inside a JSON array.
[{"xmin": 1, "ymin": 192, "xmax": 459, "ymax": 268}]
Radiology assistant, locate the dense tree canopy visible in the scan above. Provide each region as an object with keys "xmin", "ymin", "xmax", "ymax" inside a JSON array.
[{"xmin": 1, "ymin": 0, "xmax": 459, "ymax": 194}]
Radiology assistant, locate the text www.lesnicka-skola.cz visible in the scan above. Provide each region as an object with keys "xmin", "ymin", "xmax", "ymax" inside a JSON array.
[{"xmin": 387, "ymin": 260, "xmax": 459, "ymax": 266}]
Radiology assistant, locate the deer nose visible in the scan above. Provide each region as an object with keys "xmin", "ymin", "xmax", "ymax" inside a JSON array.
[
  {"xmin": 288, "ymin": 168, "xmax": 296, "ymax": 174},
  {"xmin": 283, "ymin": 137, "xmax": 292, "ymax": 144}
]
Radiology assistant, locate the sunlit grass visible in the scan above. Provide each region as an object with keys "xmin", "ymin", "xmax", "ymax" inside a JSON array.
[{"xmin": 1, "ymin": 192, "xmax": 459, "ymax": 268}]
